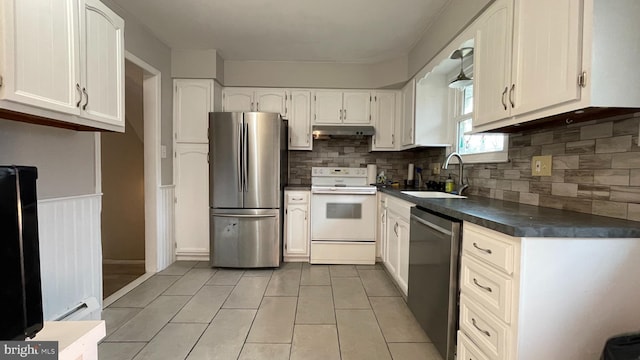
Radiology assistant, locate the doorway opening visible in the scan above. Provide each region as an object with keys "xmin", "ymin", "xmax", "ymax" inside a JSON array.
[{"xmin": 100, "ymin": 52, "xmax": 163, "ymax": 306}]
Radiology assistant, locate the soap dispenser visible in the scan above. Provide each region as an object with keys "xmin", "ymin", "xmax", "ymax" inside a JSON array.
[{"xmin": 445, "ymin": 174, "xmax": 454, "ymax": 193}]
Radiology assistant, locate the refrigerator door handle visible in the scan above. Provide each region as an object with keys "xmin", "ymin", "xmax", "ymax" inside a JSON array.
[
  {"xmin": 237, "ymin": 121, "xmax": 243, "ymax": 192},
  {"xmin": 212, "ymin": 214, "xmax": 277, "ymax": 218},
  {"xmin": 243, "ymin": 122, "xmax": 249, "ymax": 192}
]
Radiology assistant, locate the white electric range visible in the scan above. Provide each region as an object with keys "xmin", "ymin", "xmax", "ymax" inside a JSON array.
[{"xmin": 310, "ymin": 167, "xmax": 377, "ymax": 264}]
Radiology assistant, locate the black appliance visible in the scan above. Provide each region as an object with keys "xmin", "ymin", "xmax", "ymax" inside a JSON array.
[{"xmin": 0, "ymin": 166, "xmax": 44, "ymax": 340}]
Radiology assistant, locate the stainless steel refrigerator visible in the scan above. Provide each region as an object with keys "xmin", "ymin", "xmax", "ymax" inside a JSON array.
[{"xmin": 209, "ymin": 112, "xmax": 287, "ymax": 268}]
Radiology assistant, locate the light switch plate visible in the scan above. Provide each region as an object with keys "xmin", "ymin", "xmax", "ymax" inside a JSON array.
[
  {"xmin": 161, "ymin": 145, "xmax": 167, "ymax": 159},
  {"xmin": 531, "ymin": 155, "xmax": 552, "ymax": 176}
]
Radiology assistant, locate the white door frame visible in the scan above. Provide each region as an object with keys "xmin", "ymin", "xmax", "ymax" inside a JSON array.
[{"xmin": 96, "ymin": 51, "xmax": 164, "ymax": 274}]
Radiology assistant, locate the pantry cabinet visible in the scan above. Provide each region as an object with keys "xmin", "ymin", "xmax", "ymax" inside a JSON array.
[
  {"xmin": 473, "ymin": 0, "xmax": 640, "ymax": 132},
  {"xmin": 173, "ymin": 79, "xmax": 214, "ymax": 143},
  {"xmin": 313, "ymin": 90, "xmax": 371, "ymax": 125},
  {"xmin": 370, "ymin": 91, "xmax": 398, "ymax": 151},
  {"xmin": 0, "ymin": 0, "xmax": 124, "ymax": 131},
  {"xmin": 284, "ymin": 190, "xmax": 310, "ymax": 261}
]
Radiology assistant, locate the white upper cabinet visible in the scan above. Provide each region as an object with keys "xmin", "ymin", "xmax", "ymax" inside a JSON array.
[
  {"xmin": 342, "ymin": 91, "xmax": 371, "ymax": 124},
  {"xmin": 313, "ymin": 90, "xmax": 343, "ymax": 124},
  {"xmin": 288, "ymin": 90, "xmax": 312, "ymax": 150},
  {"xmin": 223, "ymin": 88, "xmax": 253, "ymax": 112},
  {"xmin": 473, "ymin": 0, "xmax": 513, "ymax": 127},
  {"xmin": 174, "ymin": 79, "xmax": 213, "ymax": 143},
  {"xmin": 254, "ymin": 89, "xmax": 287, "ymax": 117},
  {"xmin": 473, "ymin": 0, "xmax": 640, "ymax": 132},
  {"xmin": 0, "ymin": 0, "xmax": 124, "ymax": 131},
  {"xmin": 313, "ymin": 90, "xmax": 371, "ymax": 125},
  {"xmin": 0, "ymin": 0, "xmax": 80, "ymax": 114},
  {"xmin": 79, "ymin": 0, "xmax": 124, "ymax": 126},
  {"xmin": 400, "ymin": 79, "xmax": 416, "ymax": 148},
  {"xmin": 371, "ymin": 91, "xmax": 397, "ymax": 150},
  {"xmin": 222, "ymin": 88, "xmax": 287, "ymax": 117}
]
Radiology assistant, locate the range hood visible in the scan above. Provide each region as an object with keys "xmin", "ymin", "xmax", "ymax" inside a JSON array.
[{"xmin": 312, "ymin": 125, "xmax": 375, "ymax": 139}]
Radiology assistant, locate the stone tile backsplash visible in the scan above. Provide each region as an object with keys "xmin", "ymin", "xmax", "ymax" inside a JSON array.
[{"xmin": 288, "ymin": 113, "xmax": 640, "ymax": 222}]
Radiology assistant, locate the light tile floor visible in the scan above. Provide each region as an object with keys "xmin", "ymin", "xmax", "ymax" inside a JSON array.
[{"xmin": 99, "ymin": 261, "xmax": 443, "ymax": 360}]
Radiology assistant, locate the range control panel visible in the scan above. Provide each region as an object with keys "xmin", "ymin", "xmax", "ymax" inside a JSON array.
[{"xmin": 311, "ymin": 167, "xmax": 368, "ymax": 177}]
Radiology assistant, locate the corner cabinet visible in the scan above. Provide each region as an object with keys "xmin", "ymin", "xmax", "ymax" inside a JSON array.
[
  {"xmin": 0, "ymin": 0, "xmax": 124, "ymax": 131},
  {"xmin": 284, "ymin": 190, "xmax": 310, "ymax": 262},
  {"xmin": 474, "ymin": 0, "xmax": 640, "ymax": 131},
  {"xmin": 458, "ymin": 222, "xmax": 640, "ymax": 360}
]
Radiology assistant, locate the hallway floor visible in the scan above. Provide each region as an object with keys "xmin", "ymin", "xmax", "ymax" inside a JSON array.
[
  {"xmin": 99, "ymin": 261, "xmax": 443, "ymax": 360},
  {"xmin": 103, "ymin": 263, "xmax": 146, "ymax": 298}
]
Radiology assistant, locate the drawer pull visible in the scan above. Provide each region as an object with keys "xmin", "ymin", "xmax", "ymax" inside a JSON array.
[
  {"xmin": 291, "ymin": 197, "xmax": 304, "ymax": 201},
  {"xmin": 473, "ymin": 242, "xmax": 492, "ymax": 254},
  {"xmin": 472, "ymin": 318, "xmax": 491, "ymax": 337},
  {"xmin": 473, "ymin": 278, "xmax": 492, "ymax": 293}
]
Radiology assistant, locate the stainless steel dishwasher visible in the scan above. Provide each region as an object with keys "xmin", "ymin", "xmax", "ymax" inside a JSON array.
[{"xmin": 408, "ymin": 206, "xmax": 461, "ymax": 360}]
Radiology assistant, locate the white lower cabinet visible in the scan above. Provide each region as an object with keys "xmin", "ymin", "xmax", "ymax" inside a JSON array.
[
  {"xmin": 284, "ymin": 190, "xmax": 310, "ymax": 261},
  {"xmin": 380, "ymin": 194, "xmax": 412, "ymax": 296},
  {"xmin": 174, "ymin": 144, "xmax": 209, "ymax": 260},
  {"xmin": 458, "ymin": 222, "xmax": 640, "ymax": 360}
]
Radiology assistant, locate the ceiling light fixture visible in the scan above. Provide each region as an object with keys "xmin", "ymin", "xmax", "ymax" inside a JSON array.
[{"xmin": 449, "ymin": 47, "xmax": 474, "ymax": 89}]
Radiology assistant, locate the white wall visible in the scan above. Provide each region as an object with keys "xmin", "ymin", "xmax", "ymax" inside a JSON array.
[{"xmin": 172, "ymin": 49, "xmax": 219, "ymax": 79}]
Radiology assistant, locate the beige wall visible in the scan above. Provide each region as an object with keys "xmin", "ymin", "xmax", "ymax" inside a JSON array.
[
  {"xmin": 223, "ymin": 55, "xmax": 408, "ymax": 89},
  {"xmin": 0, "ymin": 121, "xmax": 96, "ymax": 199},
  {"xmin": 101, "ymin": 61, "xmax": 145, "ymax": 260},
  {"xmin": 172, "ymin": 49, "xmax": 219, "ymax": 79},
  {"xmin": 102, "ymin": 0, "xmax": 174, "ymax": 185}
]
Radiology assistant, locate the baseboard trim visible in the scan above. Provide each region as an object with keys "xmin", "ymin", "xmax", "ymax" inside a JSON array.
[
  {"xmin": 176, "ymin": 254, "xmax": 209, "ymax": 261},
  {"xmin": 103, "ymin": 272, "xmax": 154, "ymax": 308},
  {"xmin": 103, "ymin": 259, "xmax": 145, "ymax": 265}
]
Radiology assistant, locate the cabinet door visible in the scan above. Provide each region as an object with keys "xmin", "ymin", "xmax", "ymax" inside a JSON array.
[
  {"xmin": 255, "ymin": 89, "xmax": 287, "ymax": 117},
  {"xmin": 288, "ymin": 90, "xmax": 312, "ymax": 150},
  {"xmin": 174, "ymin": 79, "xmax": 213, "ymax": 143},
  {"xmin": 223, "ymin": 89, "xmax": 254, "ymax": 112},
  {"xmin": 0, "ymin": 0, "xmax": 80, "ymax": 115},
  {"xmin": 371, "ymin": 92, "xmax": 396, "ymax": 150},
  {"xmin": 401, "ymin": 79, "xmax": 415, "ymax": 147},
  {"xmin": 285, "ymin": 203, "xmax": 309, "ymax": 257},
  {"xmin": 79, "ymin": 0, "xmax": 124, "ymax": 126},
  {"xmin": 377, "ymin": 196, "xmax": 387, "ymax": 259},
  {"xmin": 174, "ymin": 144, "xmax": 210, "ymax": 257},
  {"xmin": 397, "ymin": 217, "xmax": 410, "ymax": 295},
  {"xmin": 343, "ymin": 91, "xmax": 371, "ymax": 124},
  {"xmin": 385, "ymin": 215, "xmax": 400, "ymax": 278},
  {"xmin": 313, "ymin": 90, "xmax": 342, "ymax": 124},
  {"xmin": 473, "ymin": 0, "xmax": 513, "ymax": 127},
  {"xmin": 510, "ymin": 0, "xmax": 582, "ymax": 116}
]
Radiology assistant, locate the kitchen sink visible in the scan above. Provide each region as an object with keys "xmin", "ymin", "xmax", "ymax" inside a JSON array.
[{"xmin": 401, "ymin": 191, "xmax": 466, "ymax": 199}]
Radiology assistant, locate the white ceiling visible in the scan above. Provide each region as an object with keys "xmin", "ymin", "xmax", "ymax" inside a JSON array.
[{"xmin": 112, "ymin": 0, "xmax": 451, "ymax": 63}]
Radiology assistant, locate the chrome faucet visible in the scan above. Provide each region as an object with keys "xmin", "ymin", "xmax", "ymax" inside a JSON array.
[{"xmin": 442, "ymin": 152, "xmax": 468, "ymax": 195}]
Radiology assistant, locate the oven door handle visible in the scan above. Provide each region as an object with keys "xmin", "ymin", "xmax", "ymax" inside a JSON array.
[{"xmin": 311, "ymin": 189, "xmax": 377, "ymax": 195}]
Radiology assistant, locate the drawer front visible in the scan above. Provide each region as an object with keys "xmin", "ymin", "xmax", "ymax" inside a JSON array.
[
  {"xmin": 458, "ymin": 330, "xmax": 491, "ymax": 360},
  {"xmin": 463, "ymin": 224, "xmax": 516, "ymax": 275},
  {"xmin": 460, "ymin": 294, "xmax": 510, "ymax": 360},
  {"xmin": 461, "ymin": 256, "xmax": 513, "ymax": 323},
  {"xmin": 286, "ymin": 191, "xmax": 309, "ymax": 204}
]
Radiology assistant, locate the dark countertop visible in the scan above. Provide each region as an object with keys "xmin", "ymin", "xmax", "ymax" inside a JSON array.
[
  {"xmin": 285, "ymin": 185, "xmax": 311, "ymax": 190},
  {"xmin": 378, "ymin": 186, "xmax": 640, "ymax": 238}
]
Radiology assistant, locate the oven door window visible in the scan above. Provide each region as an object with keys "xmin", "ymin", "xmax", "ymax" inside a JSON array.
[{"xmin": 326, "ymin": 203, "xmax": 362, "ymax": 219}]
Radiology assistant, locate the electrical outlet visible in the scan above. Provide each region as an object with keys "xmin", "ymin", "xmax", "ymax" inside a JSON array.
[
  {"xmin": 432, "ymin": 163, "xmax": 441, "ymax": 175},
  {"xmin": 531, "ymin": 155, "xmax": 552, "ymax": 176}
]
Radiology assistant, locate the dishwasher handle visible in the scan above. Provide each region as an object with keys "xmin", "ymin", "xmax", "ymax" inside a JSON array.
[{"xmin": 410, "ymin": 214, "xmax": 452, "ymax": 236}]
